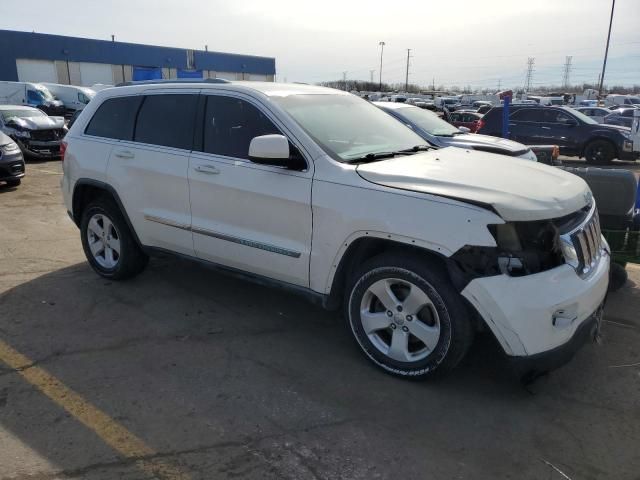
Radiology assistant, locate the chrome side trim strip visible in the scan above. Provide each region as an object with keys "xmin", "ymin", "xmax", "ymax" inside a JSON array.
[
  {"xmin": 192, "ymin": 226, "xmax": 301, "ymax": 258},
  {"xmin": 144, "ymin": 214, "xmax": 301, "ymax": 258},
  {"xmin": 144, "ymin": 214, "xmax": 191, "ymax": 231}
]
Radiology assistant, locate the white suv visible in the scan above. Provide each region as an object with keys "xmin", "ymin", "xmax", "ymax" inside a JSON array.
[{"xmin": 61, "ymin": 80, "xmax": 610, "ymax": 380}]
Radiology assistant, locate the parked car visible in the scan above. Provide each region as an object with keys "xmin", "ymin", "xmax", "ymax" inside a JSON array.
[
  {"xmin": 415, "ymin": 100, "xmax": 437, "ymax": 111},
  {"xmin": 604, "ymin": 94, "xmax": 640, "ymax": 108},
  {"xmin": 0, "ymin": 132, "xmax": 25, "ymax": 187},
  {"xmin": 376, "ymin": 102, "xmax": 538, "ymax": 161},
  {"xmin": 578, "ymin": 100, "xmax": 598, "ymax": 107},
  {"xmin": 437, "ymin": 97, "xmax": 461, "ymax": 111},
  {"xmin": 574, "ymin": 107, "xmax": 610, "ymax": 123},
  {"xmin": 472, "ymin": 101, "xmax": 493, "ymax": 109},
  {"xmin": 62, "ymin": 80, "xmax": 609, "ymax": 380},
  {"xmin": 0, "ymin": 106, "xmax": 66, "ymax": 159},
  {"xmin": 604, "ymin": 108, "xmax": 636, "ymax": 129},
  {"xmin": 448, "ymin": 111, "xmax": 484, "ymax": 133},
  {"xmin": 478, "ymin": 105, "xmax": 637, "ymax": 164},
  {"xmin": 41, "ymin": 83, "xmax": 95, "ymax": 116},
  {"xmin": 476, "ymin": 104, "xmax": 493, "ymax": 114},
  {"xmin": 0, "ymin": 81, "xmax": 65, "ymax": 116}
]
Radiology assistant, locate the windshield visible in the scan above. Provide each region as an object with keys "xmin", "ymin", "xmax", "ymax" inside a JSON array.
[
  {"xmin": 1, "ymin": 109, "xmax": 47, "ymax": 121},
  {"xmin": 36, "ymin": 87, "xmax": 55, "ymax": 101},
  {"xmin": 563, "ymin": 107, "xmax": 598, "ymax": 125},
  {"xmin": 393, "ymin": 106, "xmax": 461, "ymax": 136},
  {"xmin": 271, "ymin": 94, "xmax": 425, "ymax": 162}
]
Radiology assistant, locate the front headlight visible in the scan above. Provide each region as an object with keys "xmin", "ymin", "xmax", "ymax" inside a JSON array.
[
  {"xmin": 13, "ymin": 130, "xmax": 30, "ymax": 139},
  {"xmin": 0, "ymin": 142, "xmax": 19, "ymax": 153},
  {"xmin": 559, "ymin": 236, "xmax": 579, "ymax": 269},
  {"xmin": 621, "ymin": 131, "xmax": 632, "ymax": 140}
]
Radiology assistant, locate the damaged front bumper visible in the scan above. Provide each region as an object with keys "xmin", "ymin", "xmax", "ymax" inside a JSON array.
[
  {"xmin": 14, "ymin": 138, "xmax": 62, "ymax": 159},
  {"xmin": 461, "ymin": 251, "xmax": 609, "ymax": 363}
]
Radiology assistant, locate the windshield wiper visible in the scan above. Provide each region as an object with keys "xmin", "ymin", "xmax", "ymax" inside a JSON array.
[
  {"xmin": 395, "ymin": 144, "xmax": 434, "ymax": 153},
  {"xmin": 348, "ymin": 145, "xmax": 434, "ymax": 164}
]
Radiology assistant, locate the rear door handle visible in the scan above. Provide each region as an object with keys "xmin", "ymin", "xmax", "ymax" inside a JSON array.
[
  {"xmin": 194, "ymin": 164, "xmax": 220, "ymax": 175},
  {"xmin": 114, "ymin": 150, "xmax": 135, "ymax": 159}
]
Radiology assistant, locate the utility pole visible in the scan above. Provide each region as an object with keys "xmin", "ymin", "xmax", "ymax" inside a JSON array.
[
  {"xmin": 370, "ymin": 70, "xmax": 375, "ymax": 83},
  {"xmin": 342, "ymin": 71, "xmax": 347, "ymax": 91},
  {"xmin": 562, "ymin": 56, "xmax": 573, "ymax": 89},
  {"xmin": 497, "ymin": 79, "xmax": 501, "ymax": 91},
  {"xmin": 378, "ymin": 41, "xmax": 385, "ymax": 91},
  {"xmin": 598, "ymin": 0, "xmax": 615, "ymax": 98},
  {"xmin": 405, "ymin": 49, "xmax": 412, "ymax": 92},
  {"xmin": 524, "ymin": 57, "xmax": 535, "ymax": 92}
]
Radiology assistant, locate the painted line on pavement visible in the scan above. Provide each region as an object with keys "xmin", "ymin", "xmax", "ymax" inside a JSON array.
[{"xmin": 0, "ymin": 339, "xmax": 189, "ymax": 480}]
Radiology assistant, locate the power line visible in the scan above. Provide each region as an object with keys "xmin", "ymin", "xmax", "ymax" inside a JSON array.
[
  {"xmin": 524, "ymin": 57, "xmax": 535, "ymax": 92},
  {"xmin": 405, "ymin": 49, "xmax": 412, "ymax": 92},
  {"xmin": 562, "ymin": 55, "xmax": 573, "ymax": 88}
]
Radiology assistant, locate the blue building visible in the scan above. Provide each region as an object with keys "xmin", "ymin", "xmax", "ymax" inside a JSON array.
[{"xmin": 0, "ymin": 30, "xmax": 276, "ymax": 86}]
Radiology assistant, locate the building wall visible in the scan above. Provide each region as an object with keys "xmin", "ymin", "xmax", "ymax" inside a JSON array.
[{"xmin": 0, "ymin": 30, "xmax": 276, "ymax": 85}]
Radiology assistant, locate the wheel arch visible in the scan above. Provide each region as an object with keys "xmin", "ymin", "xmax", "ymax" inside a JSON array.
[
  {"xmin": 72, "ymin": 178, "xmax": 143, "ymax": 248},
  {"xmin": 581, "ymin": 135, "xmax": 619, "ymax": 158},
  {"xmin": 323, "ymin": 233, "xmax": 455, "ymax": 311}
]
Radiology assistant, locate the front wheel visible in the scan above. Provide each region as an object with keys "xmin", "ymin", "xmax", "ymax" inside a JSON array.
[
  {"xmin": 346, "ymin": 252, "xmax": 474, "ymax": 379},
  {"xmin": 584, "ymin": 140, "xmax": 616, "ymax": 164},
  {"xmin": 5, "ymin": 178, "xmax": 21, "ymax": 187}
]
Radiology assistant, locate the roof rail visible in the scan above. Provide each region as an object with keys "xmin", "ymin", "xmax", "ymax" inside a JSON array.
[{"xmin": 115, "ymin": 78, "xmax": 231, "ymax": 87}]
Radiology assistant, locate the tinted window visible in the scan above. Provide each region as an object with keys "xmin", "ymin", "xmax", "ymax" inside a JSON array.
[
  {"xmin": 27, "ymin": 90, "xmax": 41, "ymax": 103},
  {"xmin": 545, "ymin": 110, "xmax": 574, "ymax": 124},
  {"xmin": 134, "ymin": 94, "xmax": 198, "ymax": 149},
  {"xmin": 622, "ymin": 110, "xmax": 634, "ymax": 117},
  {"xmin": 510, "ymin": 109, "xmax": 545, "ymax": 122},
  {"xmin": 203, "ymin": 96, "xmax": 280, "ymax": 159},
  {"xmin": 86, "ymin": 96, "xmax": 142, "ymax": 140}
]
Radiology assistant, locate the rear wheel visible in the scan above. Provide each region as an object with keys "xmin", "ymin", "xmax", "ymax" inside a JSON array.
[
  {"xmin": 584, "ymin": 140, "xmax": 616, "ymax": 164},
  {"xmin": 346, "ymin": 252, "xmax": 474, "ymax": 379},
  {"xmin": 80, "ymin": 197, "xmax": 148, "ymax": 280}
]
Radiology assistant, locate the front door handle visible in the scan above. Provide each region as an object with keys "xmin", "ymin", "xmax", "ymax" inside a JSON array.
[
  {"xmin": 194, "ymin": 164, "xmax": 220, "ymax": 175},
  {"xmin": 114, "ymin": 150, "xmax": 135, "ymax": 159}
]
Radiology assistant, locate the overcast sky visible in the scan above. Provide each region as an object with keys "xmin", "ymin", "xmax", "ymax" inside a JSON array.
[{"xmin": 1, "ymin": 0, "xmax": 638, "ymax": 88}]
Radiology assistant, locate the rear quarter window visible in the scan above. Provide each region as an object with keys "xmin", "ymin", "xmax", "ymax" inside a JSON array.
[{"xmin": 85, "ymin": 96, "xmax": 143, "ymax": 140}]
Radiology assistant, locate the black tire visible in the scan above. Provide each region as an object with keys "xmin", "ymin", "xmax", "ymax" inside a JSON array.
[
  {"xmin": 5, "ymin": 178, "xmax": 21, "ymax": 187},
  {"xmin": 608, "ymin": 262, "xmax": 628, "ymax": 292},
  {"xmin": 584, "ymin": 139, "xmax": 616, "ymax": 165},
  {"xmin": 80, "ymin": 196, "xmax": 148, "ymax": 280},
  {"xmin": 345, "ymin": 251, "xmax": 474, "ymax": 379}
]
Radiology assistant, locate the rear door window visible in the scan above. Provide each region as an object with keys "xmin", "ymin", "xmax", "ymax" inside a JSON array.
[
  {"xmin": 134, "ymin": 94, "xmax": 199, "ymax": 149},
  {"xmin": 202, "ymin": 95, "xmax": 280, "ymax": 159},
  {"xmin": 85, "ymin": 96, "xmax": 143, "ymax": 140},
  {"xmin": 510, "ymin": 109, "xmax": 545, "ymax": 122}
]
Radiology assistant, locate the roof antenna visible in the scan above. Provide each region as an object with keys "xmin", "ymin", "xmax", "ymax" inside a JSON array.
[{"xmin": 111, "ymin": 35, "xmax": 115, "ymax": 42}]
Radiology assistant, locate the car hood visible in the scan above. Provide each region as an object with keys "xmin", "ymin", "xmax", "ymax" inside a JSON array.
[
  {"xmin": 356, "ymin": 147, "xmax": 590, "ymax": 221},
  {"xmin": 6, "ymin": 116, "xmax": 65, "ymax": 130},
  {"xmin": 439, "ymin": 133, "xmax": 528, "ymax": 153},
  {"xmin": 593, "ymin": 123, "xmax": 631, "ymax": 133}
]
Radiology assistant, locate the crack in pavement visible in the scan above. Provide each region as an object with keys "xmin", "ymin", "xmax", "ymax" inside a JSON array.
[{"xmin": 1, "ymin": 417, "xmax": 358, "ymax": 480}]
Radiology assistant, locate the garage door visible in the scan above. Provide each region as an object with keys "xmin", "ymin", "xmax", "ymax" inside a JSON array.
[
  {"xmin": 16, "ymin": 59, "xmax": 58, "ymax": 83},
  {"xmin": 79, "ymin": 63, "xmax": 114, "ymax": 86}
]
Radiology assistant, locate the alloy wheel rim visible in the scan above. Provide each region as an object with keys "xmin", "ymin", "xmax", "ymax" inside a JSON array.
[
  {"xmin": 359, "ymin": 278, "xmax": 441, "ymax": 363},
  {"xmin": 87, "ymin": 213, "xmax": 121, "ymax": 269}
]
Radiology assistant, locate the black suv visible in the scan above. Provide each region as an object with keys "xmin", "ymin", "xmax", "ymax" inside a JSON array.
[{"xmin": 478, "ymin": 105, "xmax": 637, "ymax": 164}]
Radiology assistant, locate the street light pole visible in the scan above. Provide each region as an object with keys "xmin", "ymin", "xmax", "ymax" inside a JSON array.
[
  {"xmin": 598, "ymin": 0, "xmax": 615, "ymax": 99},
  {"xmin": 378, "ymin": 41, "xmax": 385, "ymax": 91}
]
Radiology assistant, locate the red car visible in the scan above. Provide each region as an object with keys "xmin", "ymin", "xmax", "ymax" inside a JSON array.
[{"xmin": 448, "ymin": 111, "xmax": 484, "ymax": 133}]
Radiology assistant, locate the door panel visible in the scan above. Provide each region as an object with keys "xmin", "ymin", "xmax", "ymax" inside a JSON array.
[
  {"xmin": 188, "ymin": 93, "xmax": 312, "ymax": 287},
  {"xmin": 103, "ymin": 92, "xmax": 198, "ymax": 256}
]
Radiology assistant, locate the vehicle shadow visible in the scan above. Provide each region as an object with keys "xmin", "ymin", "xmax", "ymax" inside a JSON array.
[{"xmin": 0, "ymin": 256, "xmax": 636, "ymax": 479}]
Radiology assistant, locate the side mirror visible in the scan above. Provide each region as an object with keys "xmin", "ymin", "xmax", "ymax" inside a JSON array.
[
  {"xmin": 248, "ymin": 134, "xmax": 306, "ymax": 170},
  {"xmin": 458, "ymin": 126, "xmax": 471, "ymax": 133}
]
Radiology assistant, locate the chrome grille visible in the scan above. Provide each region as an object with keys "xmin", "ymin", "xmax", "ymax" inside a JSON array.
[{"xmin": 563, "ymin": 203, "xmax": 603, "ymax": 276}]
